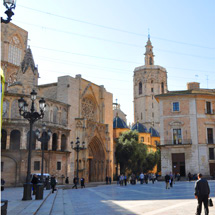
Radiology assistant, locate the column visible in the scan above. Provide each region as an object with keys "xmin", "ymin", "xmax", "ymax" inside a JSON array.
[
  {"xmin": 6, "ymin": 129, "xmax": 11, "ymax": 149},
  {"xmin": 36, "ymin": 139, "xmax": 41, "ymax": 150},
  {"xmin": 57, "ymin": 131, "xmax": 62, "ymax": 151}
]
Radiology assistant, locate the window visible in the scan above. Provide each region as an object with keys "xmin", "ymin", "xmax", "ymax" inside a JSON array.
[
  {"xmin": 149, "ymin": 57, "xmax": 153, "ymax": 65},
  {"xmin": 173, "ymin": 102, "xmax": 180, "ymax": 112},
  {"xmin": 1, "ymin": 162, "xmax": 4, "ymax": 172},
  {"xmin": 206, "ymin": 102, "xmax": 212, "ymax": 114},
  {"xmin": 161, "ymin": 82, "xmax": 164, "ymax": 94},
  {"xmin": 141, "ymin": 112, "xmax": 143, "ymax": 120},
  {"xmin": 151, "ymin": 88, "xmax": 154, "ymax": 93},
  {"xmin": 173, "ymin": 129, "xmax": 182, "ymax": 144},
  {"xmin": 152, "ymin": 112, "xmax": 154, "ymax": 117},
  {"xmin": 139, "ymin": 82, "xmax": 142, "ymax": 95},
  {"xmin": 152, "ymin": 103, "xmax": 153, "ymax": 108},
  {"xmin": 8, "ymin": 44, "xmax": 22, "ymax": 66},
  {"xmin": 151, "ymin": 80, "xmax": 153, "ymax": 84},
  {"xmin": 57, "ymin": 162, "xmax": 61, "ymax": 170},
  {"xmin": 141, "ymin": 137, "xmax": 144, "ymax": 142},
  {"xmin": 209, "ymin": 148, "xmax": 215, "ymax": 160},
  {"xmin": 34, "ymin": 161, "xmax": 40, "ymax": 171},
  {"xmin": 207, "ymin": 128, "xmax": 214, "ymax": 144}
]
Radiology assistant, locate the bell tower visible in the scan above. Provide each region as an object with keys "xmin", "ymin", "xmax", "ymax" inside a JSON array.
[{"xmin": 133, "ymin": 37, "xmax": 168, "ymax": 132}]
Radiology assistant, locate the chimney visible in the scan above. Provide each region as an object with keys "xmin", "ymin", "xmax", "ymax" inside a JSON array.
[{"xmin": 187, "ymin": 82, "xmax": 200, "ymax": 90}]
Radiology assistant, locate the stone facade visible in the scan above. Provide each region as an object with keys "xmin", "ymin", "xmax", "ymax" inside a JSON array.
[
  {"xmin": 1, "ymin": 23, "xmax": 113, "ymax": 186},
  {"xmin": 156, "ymin": 82, "xmax": 215, "ymax": 177},
  {"xmin": 133, "ymin": 37, "xmax": 168, "ymax": 132}
]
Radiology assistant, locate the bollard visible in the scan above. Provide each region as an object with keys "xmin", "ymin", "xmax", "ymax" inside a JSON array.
[
  {"xmin": 1, "ymin": 199, "xmax": 8, "ymax": 215},
  {"xmin": 35, "ymin": 183, "xmax": 44, "ymax": 200}
]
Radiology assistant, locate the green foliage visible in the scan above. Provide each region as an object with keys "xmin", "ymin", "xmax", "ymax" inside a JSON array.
[{"xmin": 115, "ymin": 130, "xmax": 160, "ymax": 175}]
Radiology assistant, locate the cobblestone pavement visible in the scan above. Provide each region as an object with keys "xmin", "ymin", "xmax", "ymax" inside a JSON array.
[{"xmin": 54, "ymin": 181, "xmax": 215, "ymax": 215}]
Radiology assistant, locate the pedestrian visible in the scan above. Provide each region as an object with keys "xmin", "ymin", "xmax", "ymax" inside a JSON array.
[
  {"xmin": 165, "ymin": 173, "xmax": 170, "ymax": 189},
  {"xmin": 151, "ymin": 174, "xmax": 155, "ymax": 184},
  {"xmin": 31, "ymin": 174, "xmax": 39, "ymax": 195},
  {"xmin": 120, "ymin": 174, "xmax": 124, "ymax": 186},
  {"xmin": 144, "ymin": 174, "xmax": 148, "ymax": 184},
  {"xmin": 170, "ymin": 172, "xmax": 173, "ymax": 187},
  {"xmin": 50, "ymin": 175, "xmax": 57, "ymax": 193},
  {"xmin": 177, "ymin": 173, "xmax": 180, "ymax": 181},
  {"xmin": 72, "ymin": 177, "xmax": 78, "ymax": 189},
  {"xmin": 188, "ymin": 172, "xmax": 192, "ymax": 182},
  {"xmin": 1, "ymin": 178, "xmax": 5, "ymax": 191},
  {"xmin": 117, "ymin": 175, "xmax": 120, "ymax": 185},
  {"xmin": 65, "ymin": 177, "xmax": 69, "ymax": 184},
  {"xmin": 81, "ymin": 177, "xmax": 85, "ymax": 188},
  {"xmin": 124, "ymin": 175, "xmax": 127, "ymax": 186},
  {"xmin": 139, "ymin": 172, "xmax": 144, "ymax": 184},
  {"xmin": 106, "ymin": 176, "xmax": 109, "ymax": 184},
  {"xmin": 109, "ymin": 176, "xmax": 112, "ymax": 185},
  {"xmin": 194, "ymin": 173, "xmax": 210, "ymax": 215}
]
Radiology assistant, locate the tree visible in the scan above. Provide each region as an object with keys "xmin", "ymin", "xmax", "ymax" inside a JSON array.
[{"xmin": 115, "ymin": 130, "xmax": 161, "ymax": 175}]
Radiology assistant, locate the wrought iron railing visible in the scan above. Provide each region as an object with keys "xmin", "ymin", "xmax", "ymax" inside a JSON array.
[{"xmin": 163, "ymin": 139, "xmax": 192, "ymax": 146}]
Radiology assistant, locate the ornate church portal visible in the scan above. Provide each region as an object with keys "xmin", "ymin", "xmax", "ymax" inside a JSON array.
[{"xmin": 88, "ymin": 136, "xmax": 106, "ymax": 182}]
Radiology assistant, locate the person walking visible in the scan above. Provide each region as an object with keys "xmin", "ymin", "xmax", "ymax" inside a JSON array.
[
  {"xmin": 151, "ymin": 174, "xmax": 155, "ymax": 184},
  {"xmin": 50, "ymin": 175, "xmax": 57, "ymax": 193},
  {"xmin": 72, "ymin": 177, "xmax": 78, "ymax": 189},
  {"xmin": 124, "ymin": 175, "xmax": 127, "ymax": 186},
  {"xmin": 170, "ymin": 172, "xmax": 173, "ymax": 187},
  {"xmin": 139, "ymin": 172, "xmax": 144, "ymax": 184},
  {"xmin": 188, "ymin": 172, "xmax": 192, "ymax": 182},
  {"xmin": 165, "ymin": 173, "xmax": 170, "ymax": 189},
  {"xmin": 81, "ymin": 177, "xmax": 85, "ymax": 188},
  {"xmin": 109, "ymin": 177, "xmax": 112, "ymax": 185},
  {"xmin": 106, "ymin": 176, "xmax": 109, "ymax": 185},
  {"xmin": 144, "ymin": 174, "xmax": 148, "ymax": 184},
  {"xmin": 194, "ymin": 173, "xmax": 210, "ymax": 215},
  {"xmin": 65, "ymin": 177, "xmax": 69, "ymax": 184},
  {"xmin": 31, "ymin": 174, "xmax": 39, "ymax": 195}
]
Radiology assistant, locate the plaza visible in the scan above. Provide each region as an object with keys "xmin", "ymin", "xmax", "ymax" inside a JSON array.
[{"xmin": 2, "ymin": 181, "xmax": 215, "ymax": 215}]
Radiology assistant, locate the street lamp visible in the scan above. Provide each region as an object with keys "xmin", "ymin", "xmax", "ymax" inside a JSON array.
[
  {"xmin": 71, "ymin": 137, "xmax": 86, "ymax": 184},
  {"xmin": 1, "ymin": 0, "xmax": 17, "ymax": 24},
  {"xmin": 18, "ymin": 90, "xmax": 46, "ymax": 201},
  {"xmin": 35, "ymin": 124, "xmax": 51, "ymax": 200}
]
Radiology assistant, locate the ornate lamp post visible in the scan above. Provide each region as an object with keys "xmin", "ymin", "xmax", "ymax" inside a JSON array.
[
  {"xmin": 71, "ymin": 137, "xmax": 86, "ymax": 184},
  {"xmin": 18, "ymin": 90, "xmax": 46, "ymax": 201},
  {"xmin": 1, "ymin": 0, "xmax": 17, "ymax": 24},
  {"xmin": 35, "ymin": 124, "xmax": 51, "ymax": 199}
]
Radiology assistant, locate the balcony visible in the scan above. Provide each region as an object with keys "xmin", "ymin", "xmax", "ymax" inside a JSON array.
[
  {"xmin": 161, "ymin": 139, "xmax": 192, "ymax": 147},
  {"xmin": 206, "ymin": 139, "xmax": 215, "ymax": 144},
  {"xmin": 205, "ymin": 109, "xmax": 215, "ymax": 115}
]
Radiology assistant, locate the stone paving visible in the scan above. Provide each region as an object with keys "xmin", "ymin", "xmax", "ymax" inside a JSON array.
[{"xmin": 1, "ymin": 181, "xmax": 215, "ymax": 215}]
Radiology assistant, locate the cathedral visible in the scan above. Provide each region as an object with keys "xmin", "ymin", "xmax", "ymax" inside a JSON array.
[
  {"xmin": 1, "ymin": 23, "xmax": 113, "ymax": 186},
  {"xmin": 133, "ymin": 36, "xmax": 168, "ymax": 132}
]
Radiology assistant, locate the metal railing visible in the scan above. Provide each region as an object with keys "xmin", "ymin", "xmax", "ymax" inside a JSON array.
[
  {"xmin": 206, "ymin": 139, "xmax": 215, "ymax": 144},
  {"xmin": 163, "ymin": 139, "xmax": 192, "ymax": 146},
  {"xmin": 205, "ymin": 109, "xmax": 215, "ymax": 115}
]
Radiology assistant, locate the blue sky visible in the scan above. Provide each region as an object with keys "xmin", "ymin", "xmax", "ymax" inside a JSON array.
[{"xmin": 2, "ymin": 0, "xmax": 215, "ymax": 124}]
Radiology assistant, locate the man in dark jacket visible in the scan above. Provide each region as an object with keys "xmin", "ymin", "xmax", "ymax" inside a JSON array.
[
  {"xmin": 50, "ymin": 175, "xmax": 57, "ymax": 193},
  {"xmin": 165, "ymin": 174, "xmax": 170, "ymax": 189},
  {"xmin": 194, "ymin": 173, "xmax": 210, "ymax": 215},
  {"xmin": 31, "ymin": 174, "xmax": 39, "ymax": 195}
]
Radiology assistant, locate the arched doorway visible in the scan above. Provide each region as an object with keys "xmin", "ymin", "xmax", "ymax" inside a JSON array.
[{"xmin": 88, "ymin": 136, "xmax": 106, "ymax": 182}]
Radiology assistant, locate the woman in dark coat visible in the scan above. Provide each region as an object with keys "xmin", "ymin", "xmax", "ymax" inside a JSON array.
[{"xmin": 31, "ymin": 174, "xmax": 39, "ymax": 195}]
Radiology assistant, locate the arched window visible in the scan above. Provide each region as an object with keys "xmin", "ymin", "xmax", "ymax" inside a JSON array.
[
  {"xmin": 53, "ymin": 107, "xmax": 58, "ymax": 124},
  {"xmin": 1, "ymin": 129, "xmax": 7, "ymax": 149},
  {"xmin": 27, "ymin": 131, "xmax": 36, "ymax": 150},
  {"xmin": 43, "ymin": 104, "xmax": 49, "ymax": 122},
  {"xmin": 149, "ymin": 57, "xmax": 153, "ymax": 65},
  {"xmin": 161, "ymin": 82, "xmax": 164, "ymax": 94},
  {"xmin": 61, "ymin": 134, "xmax": 67, "ymax": 152},
  {"xmin": 52, "ymin": 133, "xmax": 58, "ymax": 151},
  {"xmin": 139, "ymin": 82, "xmax": 142, "ymax": 95},
  {"xmin": 61, "ymin": 108, "xmax": 67, "ymax": 125},
  {"xmin": 11, "ymin": 100, "xmax": 21, "ymax": 119},
  {"xmin": 151, "ymin": 80, "xmax": 153, "ymax": 84},
  {"xmin": 10, "ymin": 130, "xmax": 21, "ymax": 150}
]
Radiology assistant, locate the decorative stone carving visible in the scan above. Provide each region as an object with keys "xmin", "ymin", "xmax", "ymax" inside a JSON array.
[{"xmin": 82, "ymin": 97, "xmax": 96, "ymax": 121}]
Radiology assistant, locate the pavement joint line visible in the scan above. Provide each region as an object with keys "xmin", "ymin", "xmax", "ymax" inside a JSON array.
[
  {"xmin": 34, "ymin": 190, "xmax": 52, "ymax": 215},
  {"xmin": 49, "ymin": 189, "xmax": 58, "ymax": 215}
]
